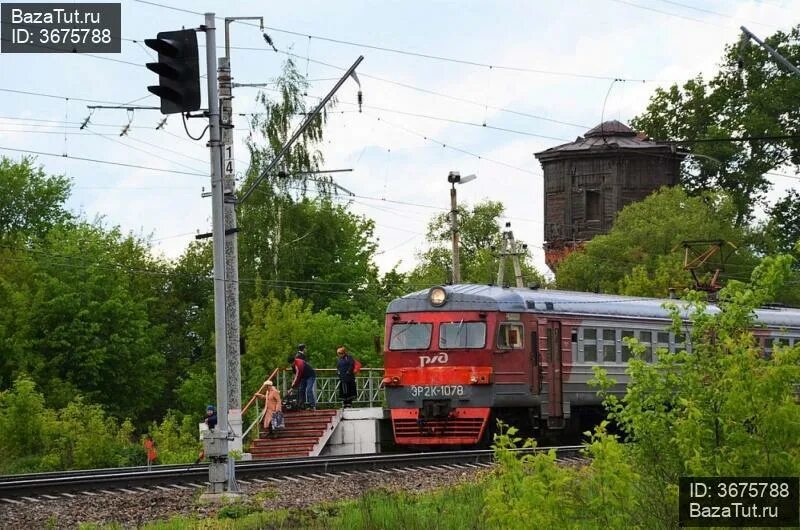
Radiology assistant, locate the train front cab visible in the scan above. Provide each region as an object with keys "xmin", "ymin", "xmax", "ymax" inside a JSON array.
[
  {"xmin": 383, "ymin": 306, "xmax": 574, "ymax": 446},
  {"xmin": 383, "ymin": 310, "xmax": 494, "ymax": 445}
]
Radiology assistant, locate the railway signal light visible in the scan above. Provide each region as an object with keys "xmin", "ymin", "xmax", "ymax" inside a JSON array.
[{"xmin": 145, "ymin": 29, "xmax": 201, "ymax": 115}]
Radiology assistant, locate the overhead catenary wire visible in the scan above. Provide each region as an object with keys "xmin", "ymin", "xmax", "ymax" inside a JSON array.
[
  {"xmin": 367, "ymin": 112, "xmax": 540, "ymax": 176},
  {"xmin": 0, "ymin": 88, "xmax": 153, "ymax": 107},
  {"xmin": 133, "ymin": 0, "xmax": 660, "ymax": 83},
  {"xmin": 0, "ymin": 146, "xmax": 206, "ymax": 177},
  {"xmin": 653, "ymin": 0, "xmax": 777, "ymax": 29}
]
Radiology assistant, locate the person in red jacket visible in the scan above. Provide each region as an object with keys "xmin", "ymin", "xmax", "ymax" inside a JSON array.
[{"xmin": 288, "ymin": 354, "xmax": 317, "ymax": 410}]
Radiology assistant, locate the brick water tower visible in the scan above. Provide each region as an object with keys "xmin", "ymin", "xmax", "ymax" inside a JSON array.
[{"xmin": 534, "ymin": 120, "xmax": 686, "ymax": 271}]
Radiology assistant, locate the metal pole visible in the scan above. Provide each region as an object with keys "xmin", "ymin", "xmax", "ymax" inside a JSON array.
[
  {"xmin": 218, "ymin": 52, "xmax": 242, "ymax": 457},
  {"xmin": 497, "ymin": 230, "xmax": 506, "ymax": 287},
  {"xmin": 204, "ymin": 12, "xmax": 231, "ymax": 495},
  {"xmin": 741, "ymin": 26, "xmax": 800, "ymax": 78},
  {"xmin": 508, "ymin": 230, "xmax": 524, "ymax": 288},
  {"xmin": 220, "ymin": 15, "xmax": 262, "ymax": 460},
  {"xmin": 450, "ymin": 184, "xmax": 460, "ymax": 284}
]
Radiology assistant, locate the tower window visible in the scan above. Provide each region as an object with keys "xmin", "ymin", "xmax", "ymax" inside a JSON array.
[{"xmin": 585, "ymin": 190, "xmax": 601, "ymax": 221}]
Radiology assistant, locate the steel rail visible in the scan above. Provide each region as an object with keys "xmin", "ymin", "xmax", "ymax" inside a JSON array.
[{"xmin": 0, "ymin": 445, "xmax": 584, "ymax": 499}]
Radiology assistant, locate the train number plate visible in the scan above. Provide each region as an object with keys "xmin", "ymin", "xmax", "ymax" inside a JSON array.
[{"xmin": 407, "ymin": 385, "xmax": 468, "ymax": 399}]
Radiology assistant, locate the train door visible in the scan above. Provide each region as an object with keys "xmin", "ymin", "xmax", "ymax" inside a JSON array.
[
  {"xmin": 545, "ymin": 321, "xmax": 564, "ymax": 428},
  {"xmin": 530, "ymin": 328, "xmax": 541, "ymax": 395},
  {"xmin": 492, "ymin": 316, "xmax": 530, "ymax": 406}
]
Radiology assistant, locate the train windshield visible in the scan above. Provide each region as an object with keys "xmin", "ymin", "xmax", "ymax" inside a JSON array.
[
  {"xmin": 439, "ymin": 321, "xmax": 486, "ymax": 349},
  {"xmin": 389, "ymin": 323, "xmax": 432, "ymax": 350}
]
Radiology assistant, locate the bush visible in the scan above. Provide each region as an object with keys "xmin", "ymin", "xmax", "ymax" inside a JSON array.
[{"xmin": 149, "ymin": 410, "xmax": 201, "ymax": 464}]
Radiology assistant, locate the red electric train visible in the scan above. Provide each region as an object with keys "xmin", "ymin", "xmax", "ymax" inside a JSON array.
[{"xmin": 382, "ymin": 284, "xmax": 800, "ymax": 446}]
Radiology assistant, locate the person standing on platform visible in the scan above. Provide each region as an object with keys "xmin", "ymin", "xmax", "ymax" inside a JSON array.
[
  {"xmin": 295, "ymin": 343, "xmax": 307, "ymax": 361},
  {"xmin": 256, "ymin": 380, "xmax": 283, "ymax": 436},
  {"xmin": 288, "ymin": 354, "xmax": 317, "ymax": 410},
  {"xmin": 195, "ymin": 405, "xmax": 218, "ymax": 464},
  {"xmin": 204, "ymin": 405, "xmax": 218, "ymax": 431},
  {"xmin": 336, "ymin": 346, "xmax": 357, "ymax": 408}
]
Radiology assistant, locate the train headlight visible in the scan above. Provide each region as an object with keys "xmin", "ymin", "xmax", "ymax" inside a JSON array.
[{"xmin": 429, "ymin": 286, "xmax": 448, "ymax": 307}]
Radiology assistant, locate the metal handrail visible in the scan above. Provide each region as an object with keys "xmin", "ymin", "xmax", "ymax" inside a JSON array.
[
  {"xmin": 241, "ymin": 367, "xmax": 386, "ymax": 447},
  {"xmin": 242, "ymin": 366, "xmax": 281, "ymax": 444},
  {"xmin": 242, "ymin": 366, "xmax": 280, "ymax": 416},
  {"xmin": 277, "ymin": 368, "xmax": 385, "ymax": 408},
  {"xmin": 242, "ymin": 406, "xmax": 266, "ymax": 441}
]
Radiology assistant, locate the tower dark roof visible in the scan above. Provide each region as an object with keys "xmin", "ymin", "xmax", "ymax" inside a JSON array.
[
  {"xmin": 534, "ymin": 120, "xmax": 685, "ymax": 160},
  {"xmin": 584, "ymin": 120, "xmax": 636, "ymax": 138}
]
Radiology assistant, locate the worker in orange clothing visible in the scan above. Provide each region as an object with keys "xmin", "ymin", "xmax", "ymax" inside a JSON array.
[{"xmin": 144, "ymin": 435, "xmax": 157, "ymax": 466}]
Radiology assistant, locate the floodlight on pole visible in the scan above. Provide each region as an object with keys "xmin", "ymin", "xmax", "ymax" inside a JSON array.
[{"xmin": 448, "ymin": 171, "xmax": 477, "ymax": 284}]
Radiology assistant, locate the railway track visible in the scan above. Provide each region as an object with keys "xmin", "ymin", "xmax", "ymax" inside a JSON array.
[{"xmin": 0, "ymin": 445, "xmax": 585, "ymax": 501}]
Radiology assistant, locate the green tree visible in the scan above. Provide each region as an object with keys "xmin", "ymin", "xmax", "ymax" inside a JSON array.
[
  {"xmin": 0, "ymin": 377, "xmax": 48, "ymax": 467},
  {"xmin": 485, "ymin": 254, "xmax": 800, "ymax": 529},
  {"xmin": 760, "ymin": 189, "xmax": 800, "ymax": 256},
  {"xmin": 555, "ymin": 187, "xmax": 758, "ymax": 297},
  {"xmin": 631, "ymin": 26, "xmax": 800, "ymax": 224},
  {"xmin": 156, "ymin": 241, "xmax": 215, "ymax": 416},
  {"xmin": 591, "ymin": 254, "xmax": 800, "ymax": 525},
  {"xmin": 0, "ymin": 156, "xmax": 72, "ymax": 241},
  {"xmin": 236, "ymin": 59, "xmax": 391, "ymax": 320},
  {"xmin": 408, "ymin": 200, "xmax": 545, "ymax": 287},
  {"xmin": 0, "ymin": 223, "xmax": 166, "ymax": 422},
  {"xmin": 243, "ymin": 291, "xmax": 382, "ymax": 396}
]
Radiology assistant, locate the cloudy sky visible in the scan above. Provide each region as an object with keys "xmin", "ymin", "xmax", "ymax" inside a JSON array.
[{"xmin": 1, "ymin": 0, "xmax": 798, "ymax": 277}]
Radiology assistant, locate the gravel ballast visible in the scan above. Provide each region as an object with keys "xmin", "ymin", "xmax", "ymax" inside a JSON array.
[{"xmin": 0, "ymin": 465, "xmax": 488, "ymax": 529}]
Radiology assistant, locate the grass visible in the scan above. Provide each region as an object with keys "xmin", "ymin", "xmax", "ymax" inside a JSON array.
[{"xmin": 89, "ymin": 479, "xmax": 487, "ymax": 530}]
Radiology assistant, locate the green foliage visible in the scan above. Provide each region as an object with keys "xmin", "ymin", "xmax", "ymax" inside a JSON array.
[
  {"xmin": 243, "ymin": 291, "xmax": 382, "ymax": 392},
  {"xmin": 0, "ymin": 156, "xmax": 72, "ymax": 241},
  {"xmin": 0, "ymin": 377, "xmax": 143, "ymax": 473},
  {"xmin": 760, "ymin": 189, "xmax": 800, "ymax": 257},
  {"xmin": 241, "ymin": 197, "xmax": 385, "ymax": 319},
  {"xmin": 408, "ymin": 200, "xmax": 545, "ymax": 287},
  {"xmin": 148, "ymin": 411, "xmax": 201, "ymax": 465},
  {"xmin": 484, "ymin": 254, "xmax": 800, "ymax": 528},
  {"xmin": 484, "ymin": 422, "xmax": 646, "ymax": 529},
  {"xmin": 237, "ymin": 59, "xmax": 390, "ymax": 321},
  {"xmin": 556, "ymin": 187, "xmax": 757, "ymax": 297},
  {"xmin": 631, "ymin": 25, "xmax": 800, "ymax": 224},
  {"xmin": 0, "ymin": 223, "xmax": 166, "ymax": 421},
  {"xmin": 217, "ymin": 501, "xmax": 258, "ymax": 520},
  {"xmin": 0, "ymin": 376, "xmax": 48, "ymax": 461},
  {"xmin": 155, "ymin": 241, "xmax": 215, "ymax": 416}
]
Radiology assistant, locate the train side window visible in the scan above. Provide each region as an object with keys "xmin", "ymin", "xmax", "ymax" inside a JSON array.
[
  {"xmin": 656, "ymin": 332, "xmax": 670, "ymax": 359},
  {"xmin": 497, "ymin": 323, "xmax": 524, "ymax": 349},
  {"xmin": 582, "ymin": 328, "xmax": 597, "ymax": 363},
  {"xmin": 621, "ymin": 330, "xmax": 634, "ymax": 362},
  {"xmin": 602, "ymin": 329, "xmax": 617, "ymax": 363},
  {"xmin": 766, "ymin": 337, "xmax": 791, "ymax": 359},
  {"xmin": 639, "ymin": 331, "xmax": 653, "ymax": 362}
]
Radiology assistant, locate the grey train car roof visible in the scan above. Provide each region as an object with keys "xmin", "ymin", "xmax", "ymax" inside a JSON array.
[{"xmin": 387, "ymin": 284, "xmax": 800, "ymax": 330}]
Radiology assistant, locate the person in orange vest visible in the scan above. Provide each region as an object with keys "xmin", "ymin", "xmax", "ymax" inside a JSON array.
[{"xmin": 144, "ymin": 435, "xmax": 157, "ymax": 465}]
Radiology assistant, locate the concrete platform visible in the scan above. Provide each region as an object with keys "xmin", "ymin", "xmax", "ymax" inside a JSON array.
[{"xmin": 321, "ymin": 407, "xmax": 384, "ymax": 456}]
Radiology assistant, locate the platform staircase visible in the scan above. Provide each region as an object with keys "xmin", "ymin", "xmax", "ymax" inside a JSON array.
[{"xmin": 249, "ymin": 409, "xmax": 342, "ymax": 459}]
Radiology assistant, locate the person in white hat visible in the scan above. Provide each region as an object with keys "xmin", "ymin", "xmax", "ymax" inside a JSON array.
[{"xmin": 256, "ymin": 380, "xmax": 282, "ymax": 434}]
